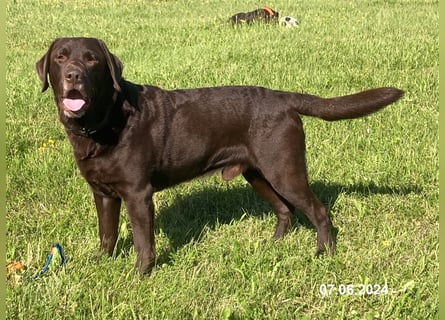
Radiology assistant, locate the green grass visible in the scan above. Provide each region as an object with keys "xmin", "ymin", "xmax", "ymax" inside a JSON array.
[{"xmin": 6, "ymin": 0, "xmax": 438, "ymax": 319}]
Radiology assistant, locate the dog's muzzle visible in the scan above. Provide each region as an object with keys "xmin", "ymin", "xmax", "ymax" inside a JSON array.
[{"xmin": 61, "ymin": 64, "xmax": 90, "ymax": 117}]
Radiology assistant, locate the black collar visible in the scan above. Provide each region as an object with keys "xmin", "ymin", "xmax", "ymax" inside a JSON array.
[{"xmin": 66, "ymin": 126, "xmax": 100, "ymax": 138}]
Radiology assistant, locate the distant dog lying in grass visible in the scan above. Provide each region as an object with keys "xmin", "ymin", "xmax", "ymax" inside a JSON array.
[{"xmin": 230, "ymin": 6, "xmax": 279, "ymax": 24}]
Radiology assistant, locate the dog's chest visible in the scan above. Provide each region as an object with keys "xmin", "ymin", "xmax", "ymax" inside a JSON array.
[
  {"xmin": 71, "ymin": 140, "xmax": 127, "ymax": 198},
  {"xmin": 77, "ymin": 155, "xmax": 123, "ymax": 198}
]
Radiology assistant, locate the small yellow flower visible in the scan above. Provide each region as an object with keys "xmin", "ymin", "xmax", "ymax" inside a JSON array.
[
  {"xmin": 382, "ymin": 240, "xmax": 390, "ymax": 247},
  {"xmin": 38, "ymin": 139, "xmax": 56, "ymax": 152}
]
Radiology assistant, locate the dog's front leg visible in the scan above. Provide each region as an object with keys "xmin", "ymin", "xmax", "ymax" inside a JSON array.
[
  {"xmin": 124, "ymin": 185, "xmax": 156, "ymax": 275},
  {"xmin": 93, "ymin": 193, "xmax": 121, "ymax": 257}
]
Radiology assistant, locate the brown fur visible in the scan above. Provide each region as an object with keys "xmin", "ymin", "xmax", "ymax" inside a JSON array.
[{"xmin": 36, "ymin": 37, "xmax": 404, "ymax": 274}]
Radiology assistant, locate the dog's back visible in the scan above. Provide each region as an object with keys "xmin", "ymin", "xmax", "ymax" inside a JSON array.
[{"xmin": 230, "ymin": 6, "xmax": 279, "ymax": 24}]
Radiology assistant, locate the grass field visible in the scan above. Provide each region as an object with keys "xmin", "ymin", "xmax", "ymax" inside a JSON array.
[{"xmin": 6, "ymin": 0, "xmax": 438, "ymax": 319}]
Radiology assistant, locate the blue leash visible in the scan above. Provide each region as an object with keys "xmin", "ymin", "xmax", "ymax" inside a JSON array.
[{"xmin": 30, "ymin": 243, "xmax": 66, "ymax": 279}]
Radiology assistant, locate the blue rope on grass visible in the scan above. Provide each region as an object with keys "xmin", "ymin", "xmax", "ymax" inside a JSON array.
[{"xmin": 30, "ymin": 243, "xmax": 66, "ymax": 279}]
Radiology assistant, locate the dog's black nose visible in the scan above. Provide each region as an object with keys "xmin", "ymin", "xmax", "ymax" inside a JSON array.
[{"xmin": 65, "ymin": 70, "xmax": 82, "ymax": 84}]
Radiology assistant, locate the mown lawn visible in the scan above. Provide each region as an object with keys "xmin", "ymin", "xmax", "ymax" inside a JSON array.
[{"xmin": 6, "ymin": 0, "xmax": 438, "ymax": 319}]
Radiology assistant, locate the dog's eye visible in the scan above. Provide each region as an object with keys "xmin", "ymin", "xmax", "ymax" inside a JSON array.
[
  {"xmin": 84, "ymin": 53, "xmax": 98, "ymax": 66},
  {"xmin": 55, "ymin": 51, "xmax": 68, "ymax": 63}
]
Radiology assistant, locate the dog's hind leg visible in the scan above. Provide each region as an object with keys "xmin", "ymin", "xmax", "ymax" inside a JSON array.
[
  {"xmin": 252, "ymin": 121, "xmax": 335, "ymax": 255},
  {"xmin": 272, "ymin": 172, "xmax": 335, "ymax": 256},
  {"xmin": 260, "ymin": 150, "xmax": 335, "ymax": 256},
  {"xmin": 243, "ymin": 169, "xmax": 294, "ymax": 239}
]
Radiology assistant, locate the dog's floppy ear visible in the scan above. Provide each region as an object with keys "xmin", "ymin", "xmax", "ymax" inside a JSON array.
[
  {"xmin": 98, "ymin": 39, "xmax": 123, "ymax": 92},
  {"xmin": 36, "ymin": 38, "xmax": 61, "ymax": 92}
]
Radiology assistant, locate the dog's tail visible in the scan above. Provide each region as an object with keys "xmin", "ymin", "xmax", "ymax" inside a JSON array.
[{"xmin": 294, "ymin": 87, "xmax": 404, "ymax": 121}]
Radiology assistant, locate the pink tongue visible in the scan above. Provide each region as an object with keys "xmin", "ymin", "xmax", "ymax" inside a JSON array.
[{"xmin": 63, "ymin": 98, "xmax": 85, "ymax": 112}]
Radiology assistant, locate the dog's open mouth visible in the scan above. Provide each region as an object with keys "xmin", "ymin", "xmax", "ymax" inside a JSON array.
[{"xmin": 63, "ymin": 90, "xmax": 88, "ymax": 113}]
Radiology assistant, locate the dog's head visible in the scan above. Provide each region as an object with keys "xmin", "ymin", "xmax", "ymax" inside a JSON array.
[
  {"xmin": 280, "ymin": 16, "xmax": 299, "ymax": 28},
  {"xmin": 36, "ymin": 37, "xmax": 123, "ymax": 119}
]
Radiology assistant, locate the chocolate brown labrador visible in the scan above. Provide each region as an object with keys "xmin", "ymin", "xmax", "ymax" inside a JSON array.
[{"xmin": 36, "ymin": 37, "xmax": 403, "ymax": 275}]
